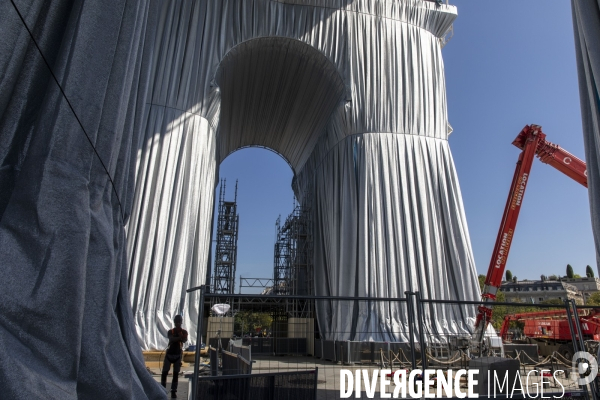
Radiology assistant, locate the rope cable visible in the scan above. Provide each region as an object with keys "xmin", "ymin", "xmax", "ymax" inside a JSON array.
[{"xmin": 9, "ymin": 0, "xmax": 126, "ymax": 222}]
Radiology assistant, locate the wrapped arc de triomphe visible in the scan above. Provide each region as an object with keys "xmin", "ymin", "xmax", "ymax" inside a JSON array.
[
  {"xmin": 126, "ymin": 0, "xmax": 481, "ymax": 350},
  {"xmin": 2, "ymin": 0, "xmax": 599, "ymax": 398}
]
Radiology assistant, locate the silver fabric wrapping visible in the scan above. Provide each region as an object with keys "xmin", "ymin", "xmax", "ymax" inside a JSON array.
[
  {"xmin": 0, "ymin": 2, "xmax": 485, "ymax": 396},
  {"xmin": 0, "ymin": 0, "xmax": 164, "ymax": 398},
  {"xmin": 310, "ymin": 134, "xmax": 479, "ymax": 341},
  {"xmin": 572, "ymin": 0, "xmax": 600, "ymax": 271},
  {"xmin": 127, "ymin": 0, "xmax": 481, "ymax": 348},
  {"xmin": 127, "ymin": 108, "xmax": 217, "ymax": 350}
]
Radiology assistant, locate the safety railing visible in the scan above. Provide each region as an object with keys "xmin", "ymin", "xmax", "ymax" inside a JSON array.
[{"xmin": 187, "ymin": 285, "xmax": 597, "ymax": 400}]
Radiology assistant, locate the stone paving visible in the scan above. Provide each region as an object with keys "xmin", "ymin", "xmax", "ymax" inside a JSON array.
[{"xmin": 148, "ymin": 363, "xmax": 195, "ymax": 399}]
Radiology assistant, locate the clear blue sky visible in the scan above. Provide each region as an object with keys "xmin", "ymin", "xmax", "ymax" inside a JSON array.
[{"xmin": 215, "ymin": 0, "xmax": 597, "ymax": 290}]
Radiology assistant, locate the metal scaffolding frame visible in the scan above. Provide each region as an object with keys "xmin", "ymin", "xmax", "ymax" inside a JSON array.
[
  {"xmin": 272, "ymin": 193, "xmax": 314, "ymax": 320},
  {"xmin": 212, "ymin": 179, "xmax": 239, "ymax": 296},
  {"xmin": 237, "ymin": 277, "xmax": 274, "ymax": 294}
]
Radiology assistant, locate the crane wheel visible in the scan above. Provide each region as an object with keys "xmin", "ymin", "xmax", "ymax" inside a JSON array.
[{"xmin": 558, "ymin": 345, "xmax": 574, "ymax": 361}]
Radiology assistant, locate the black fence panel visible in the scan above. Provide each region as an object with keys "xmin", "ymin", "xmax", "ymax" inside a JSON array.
[
  {"xmin": 314, "ymin": 339, "xmax": 322, "ymax": 359},
  {"xmin": 503, "ymin": 343, "xmax": 539, "ymax": 365},
  {"xmin": 230, "ymin": 341, "xmax": 252, "ymax": 362},
  {"xmin": 274, "ymin": 338, "xmax": 307, "ymax": 355},
  {"xmin": 221, "ymin": 350, "xmax": 238, "ymax": 375},
  {"xmin": 189, "ymin": 288, "xmax": 593, "ymax": 400},
  {"xmin": 322, "ymin": 339, "xmax": 336, "ymax": 362},
  {"xmin": 238, "ymin": 354, "xmax": 252, "ymax": 375},
  {"xmin": 339, "ymin": 341, "xmax": 407, "ymax": 365},
  {"xmin": 209, "ymin": 338, "xmax": 230, "ymax": 351},
  {"xmin": 242, "ymin": 337, "xmax": 274, "ymax": 354},
  {"xmin": 209, "ymin": 346, "xmax": 218, "ymax": 376},
  {"xmin": 196, "ymin": 369, "xmax": 318, "ymax": 400}
]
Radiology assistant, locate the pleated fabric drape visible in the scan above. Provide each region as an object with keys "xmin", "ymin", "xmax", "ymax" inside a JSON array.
[
  {"xmin": 127, "ymin": 108, "xmax": 217, "ymax": 350},
  {"xmin": 0, "ymin": 1, "xmax": 484, "ymax": 394},
  {"xmin": 126, "ymin": 0, "xmax": 480, "ymax": 349},
  {"xmin": 0, "ymin": 0, "xmax": 164, "ymax": 398},
  {"xmin": 311, "ymin": 133, "xmax": 479, "ymax": 341},
  {"xmin": 572, "ymin": 0, "xmax": 600, "ymax": 271}
]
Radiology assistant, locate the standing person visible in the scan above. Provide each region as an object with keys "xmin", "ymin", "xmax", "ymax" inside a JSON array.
[{"xmin": 161, "ymin": 315, "xmax": 188, "ymax": 398}]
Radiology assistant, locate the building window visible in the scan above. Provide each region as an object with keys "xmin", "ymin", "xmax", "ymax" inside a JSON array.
[{"xmin": 539, "ymin": 298, "xmax": 543, "ymax": 301}]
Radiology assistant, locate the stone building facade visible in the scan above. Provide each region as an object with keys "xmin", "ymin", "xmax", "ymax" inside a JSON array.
[{"xmin": 500, "ymin": 279, "xmax": 584, "ymax": 304}]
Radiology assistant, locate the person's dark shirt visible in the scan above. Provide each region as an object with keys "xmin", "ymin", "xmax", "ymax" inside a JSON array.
[{"xmin": 166, "ymin": 327, "xmax": 188, "ymax": 355}]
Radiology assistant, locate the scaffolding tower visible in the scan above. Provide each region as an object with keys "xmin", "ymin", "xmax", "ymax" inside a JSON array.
[
  {"xmin": 272, "ymin": 193, "xmax": 313, "ymax": 319},
  {"xmin": 212, "ymin": 179, "xmax": 239, "ymax": 295}
]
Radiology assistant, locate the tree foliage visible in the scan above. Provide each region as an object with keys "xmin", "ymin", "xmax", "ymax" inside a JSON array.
[
  {"xmin": 505, "ymin": 270, "xmax": 513, "ymax": 282},
  {"xmin": 567, "ymin": 264, "xmax": 574, "ymax": 278},
  {"xmin": 234, "ymin": 310, "xmax": 272, "ymax": 335},
  {"xmin": 587, "ymin": 265, "xmax": 595, "ymax": 278},
  {"xmin": 477, "ymin": 275, "xmax": 565, "ymax": 332},
  {"xmin": 478, "ymin": 275, "xmax": 521, "ymax": 330},
  {"xmin": 587, "ymin": 292, "xmax": 600, "ymax": 306}
]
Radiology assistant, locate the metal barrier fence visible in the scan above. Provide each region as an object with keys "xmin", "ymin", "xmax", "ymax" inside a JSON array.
[
  {"xmin": 208, "ymin": 338, "xmax": 230, "ymax": 351},
  {"xmin": 196, "ymin": 369, "xmax": 318, "ymax": 400},
  {"xmin": 243, "ymin": 337, "xmax": 273, "ymax": 355},
  {"xmin": 221, "ymin": 350, "xmax": 239, "ymax": 376},
  {"xmin": 187, "ymin": 286, "xmax": 597, "ymax": 400},
  {"xmin": 209, "ymin": 346, "xmax": 218, "ymax": 377},
  {"xmin": 229, "ymin": 340, "xmax": 252, "ymax": 362},
  {"xmin": 239, "ymin": 354, "xmax": 252, "ymax": 375},
  {"xmin": 238, "ymin": 337, "xmax": 307, "ymax": 355}
]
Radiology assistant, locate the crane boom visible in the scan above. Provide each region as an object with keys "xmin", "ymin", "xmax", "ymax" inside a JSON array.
[
  {"xmin": 513, "ymin": 128, "xmax": 588, "ymax": 187},
  {"xmin": 473, "ymin": 125, "xmax": 588, "ymax": 350}
]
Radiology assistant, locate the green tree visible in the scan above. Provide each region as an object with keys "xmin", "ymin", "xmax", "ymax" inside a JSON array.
[
  {"xmin": 234, "ymin": 311, "xmax": 273, "ymax": 336},
  {"xmin": 587, "ymin": 292, "xmax": 600, "ymax": 306},
  {"xmin": 567, "ymin": 264, "xmax": 574, "ymax": 278},
  {"xmin": 489, "ymin": 289, "xmax": 509, "ymax": 330},
  {"xmin": 477, "ymin": 274, "xmax": 533, "ymax": 330},
  {"xmin": 478, "ymin": 274, "xmax": 486, "ymax": 290},
  {"xmin": 505, "ymin": 270, "xmax": 513, "ymax": 282},
  {"xmin": 587, "ymin": 265, "xmax": 595, "ymax": 278}
]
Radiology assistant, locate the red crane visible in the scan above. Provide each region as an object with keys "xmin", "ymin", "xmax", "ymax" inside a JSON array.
[
  {"xmin": 498, "ymin": 309, "xmax": 600, "ymax": 359},
  {"xmin": 473, "ymin": 124, "xmax": 588, "ymax": 349},
  {"xmin": 499, "ymin": 309, "xmax": 600, "ymax": 341}
]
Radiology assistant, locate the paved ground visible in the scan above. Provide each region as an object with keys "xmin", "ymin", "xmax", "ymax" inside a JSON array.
[
  {"xmin": 147, "ymin": 355, "xmax": 586, "ymax": 399},
  {"xmin": 148, "ymin": 363, "xmax": 195, "ymax": 399}
]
